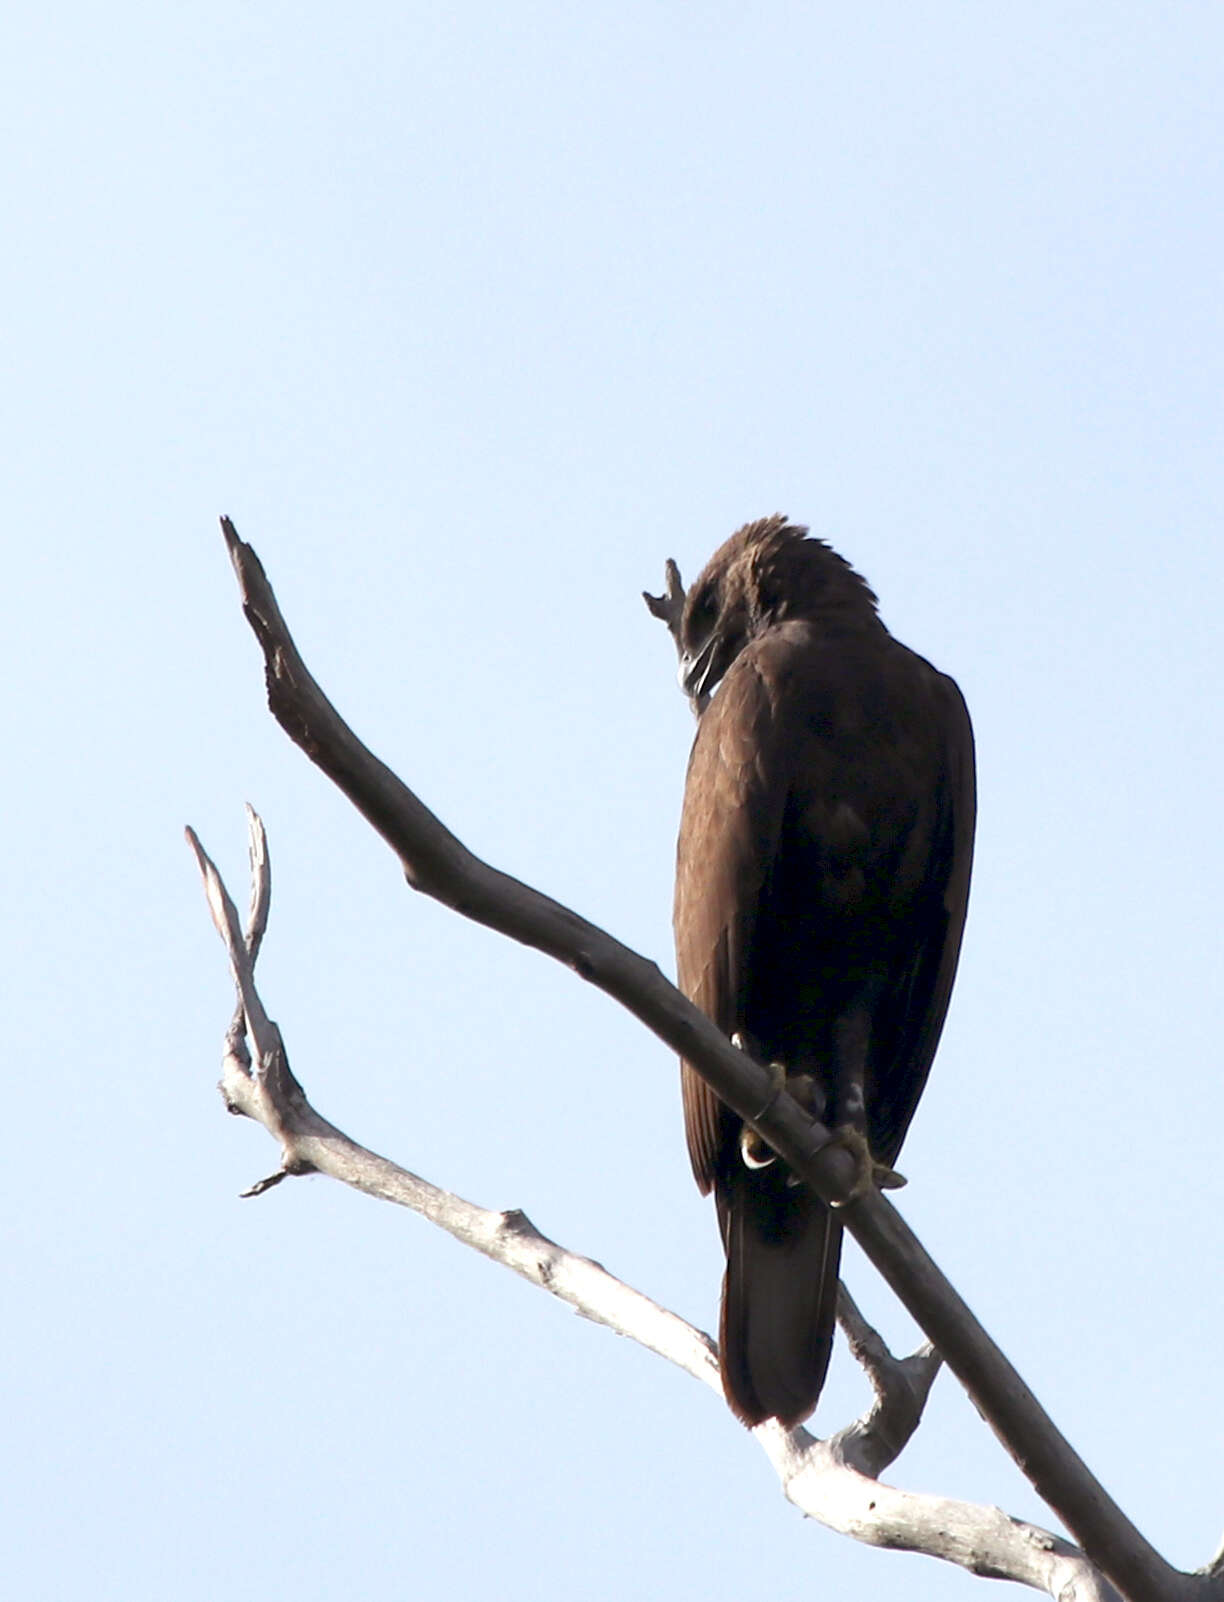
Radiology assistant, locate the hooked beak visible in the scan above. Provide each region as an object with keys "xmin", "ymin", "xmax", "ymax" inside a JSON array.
[{"xmin": 678, "ymin": 629, "xmax": 724, "ymax": 711}]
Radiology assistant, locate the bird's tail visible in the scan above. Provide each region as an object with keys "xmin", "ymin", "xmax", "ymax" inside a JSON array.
[{"xmin": 716, "ymin": 1164, "xmax": 842, "ymax": 1427}]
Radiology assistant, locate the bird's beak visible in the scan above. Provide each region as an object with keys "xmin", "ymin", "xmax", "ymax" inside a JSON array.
[{"xmin": 679, "ymin": 630, "xmax": 723, "ymax": 708}]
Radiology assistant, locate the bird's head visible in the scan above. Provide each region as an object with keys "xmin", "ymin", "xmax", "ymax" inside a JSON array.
[{"xmin": 678, "ymin": 515, "xmax": 879, "ymax": 706}]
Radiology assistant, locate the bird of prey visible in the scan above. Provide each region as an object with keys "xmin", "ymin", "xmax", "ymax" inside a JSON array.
[{"xmin": 669, "ymin": 516, "xmax": 975, "ymax": 1427}]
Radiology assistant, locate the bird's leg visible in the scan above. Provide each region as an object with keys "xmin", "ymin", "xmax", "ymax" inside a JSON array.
[
  {"xmin": 733, "ymin": 1034, "xmax": 834, "ymax": 1177},
  {"xmin": 827, "ymin": 1009, "xmax": 906, "ymax": 1204},
  {"xmin": 733, "ymin": 1031, "xmax": 786, "ymax": 1168}
]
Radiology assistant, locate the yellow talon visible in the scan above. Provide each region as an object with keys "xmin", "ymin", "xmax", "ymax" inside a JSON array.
[{"xmin": 827, "ymin": 1125, "xmax": 907, "ymax": 1205}]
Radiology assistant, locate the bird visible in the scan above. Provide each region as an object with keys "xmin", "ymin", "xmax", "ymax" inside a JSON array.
[{"xmin": 670, "ymin": 515, "xmax": 975, "ymax": 1427}]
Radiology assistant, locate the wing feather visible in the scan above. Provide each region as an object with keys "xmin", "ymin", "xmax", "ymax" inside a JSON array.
[
  {"xmin": 868, "ymin": 669, "xmax": 976, "ymax": 1162},
  {"xmin": 674, "ymin": 659, "xmax": 790, "ymax": 1191}
]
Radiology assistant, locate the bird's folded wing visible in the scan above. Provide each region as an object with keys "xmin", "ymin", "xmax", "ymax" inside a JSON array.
[
  {"xmin": 869, "ymin": 670, "xmax": 977, "ymax": 1163},
  {"xmin": 674, "ymin": 657, "xmax": 790, "ymax": 1192}
]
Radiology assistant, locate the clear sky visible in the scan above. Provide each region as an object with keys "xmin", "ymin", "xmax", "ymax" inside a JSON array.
[{"xmin": 3, "ymin": 3, "xmax": 1223, "ymax": 1598}]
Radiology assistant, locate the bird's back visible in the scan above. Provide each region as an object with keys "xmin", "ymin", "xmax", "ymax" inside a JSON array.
[
  {"xmin": 727, "ymin": 620, "xmax": 970, "ymax": 1162},
  {"xmin": 669, "ymin": 521, "xmax": 974, "ymax": 1426}
]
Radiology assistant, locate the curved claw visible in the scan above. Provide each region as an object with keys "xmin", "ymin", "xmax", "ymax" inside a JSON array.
[
  {"xmin": 828, "ymin": 1125, "xmax": 907, "ymax": 1206},
  {"xmin": 734, "ymin": 1037, "xmax": 788, "ymax": 1170}
]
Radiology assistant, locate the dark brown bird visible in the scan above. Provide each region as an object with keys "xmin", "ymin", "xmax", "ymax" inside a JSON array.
[{"xmin": 672, "ymin": 516, "xmax": 975, "ymax": 1427}]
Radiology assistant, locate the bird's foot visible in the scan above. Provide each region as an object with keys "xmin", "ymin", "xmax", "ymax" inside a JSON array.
[
  {"xmin": 735, "ymin": 1037, "xmax": 786, "ymax": 1170},
  {"xmin": 826, "ymin": 1124, "xmax": 907, "ymax": 1206}
]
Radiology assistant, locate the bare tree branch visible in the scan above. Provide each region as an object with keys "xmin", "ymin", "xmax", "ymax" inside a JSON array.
[
  {"xmin": 214, "ymin": 806, "xmax": 271, "ymax": 1089},
  {"xmin": 642, "ymin": 556, "xmax": 702, "ymax": 711},
  {"xmin": 833, "ymin": 1283, "xmax": 942, "ymax": 1478},
  {"xmin": 210, "ymin": 516, "xmax": 1198, "ymax": 1602},
  {"xmin": 188, "ymin": 811, "xmax": 1119, "ymax": 1602},
  {"xmin": 757, "ymin": 1419, "xmax": 1124, "ymax": 1602},
  {"xmin": 1202, "ymin": 1538, "xmax": 1224, "ymax": 1584},
  {"xmin": 642, "ymin": 555, "xmax": 686, "ymax": 642}
]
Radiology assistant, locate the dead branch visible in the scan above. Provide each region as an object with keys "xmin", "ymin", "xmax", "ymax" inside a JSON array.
[
  {"xmin": 642, "ymin": 556, "xmax": 699, "ymax": 711},
  {"xmin": 207, "ymin": 516, "xmax": 1198, "ymax": 1602},
  {"xmin": 188, "ymin": 810, "xmax": 1118, "ymax": 1602},
  {"xmin": 641, "ymin": 554, "xmax": 686, "ymax": 643}
]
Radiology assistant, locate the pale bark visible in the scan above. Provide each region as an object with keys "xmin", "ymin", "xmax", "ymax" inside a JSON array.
[{"xmin": 187, "ymin": 808, "xmax": 1117, "ymax": 1601}]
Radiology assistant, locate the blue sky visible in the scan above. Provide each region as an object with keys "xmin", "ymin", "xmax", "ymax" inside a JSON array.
[{"xmin": 3, "ymin": 3, "xmax": 1223, "ymax": 1597}]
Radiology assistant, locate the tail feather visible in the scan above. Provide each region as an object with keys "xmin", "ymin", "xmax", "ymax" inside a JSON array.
[{"xmin": 717, "ymin": 1166, "xmax": 842, "ymax": 1427}]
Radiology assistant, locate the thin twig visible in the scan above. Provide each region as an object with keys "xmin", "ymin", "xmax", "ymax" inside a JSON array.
[{"xmin": 834, "ymin": 1284, "xmax": 942, "ymax": 1476}]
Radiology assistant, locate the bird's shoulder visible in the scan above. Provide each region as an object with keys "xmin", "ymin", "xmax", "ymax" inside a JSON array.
[
  {"xmin": 686, "ymin": 617, "xmax": 952, "ymax": 772},
  {"xmin": 678, "ymin": 619, "xmax": 972, "ymax": 902}
]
